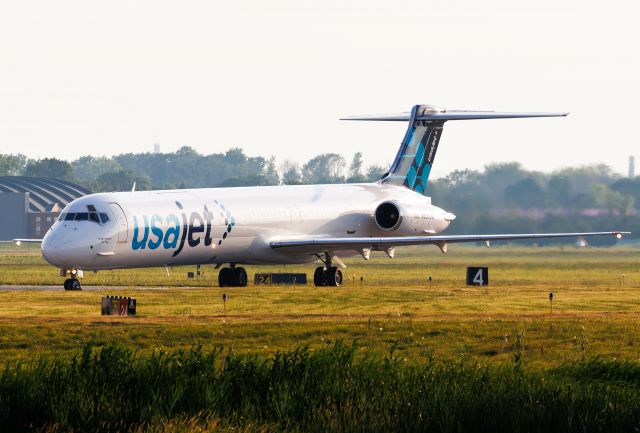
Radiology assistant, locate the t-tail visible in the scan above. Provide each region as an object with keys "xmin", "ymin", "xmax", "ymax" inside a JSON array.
[{"xmin": 342, "ymin": 104, "xmax": 569, "ymax": 195}]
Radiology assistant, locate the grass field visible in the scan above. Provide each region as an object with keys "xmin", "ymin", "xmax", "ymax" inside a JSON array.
[
  {"xmin": 1, "ymin": 244, "xmax": 639, "ymax": 431},
  {"xmin": 0, "ymin": 244, "xmax": 638, "ymax": 365}
]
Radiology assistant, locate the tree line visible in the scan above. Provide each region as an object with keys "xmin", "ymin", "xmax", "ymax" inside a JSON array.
[
  {"xmin": 428, "ymin": 162, "xmax": 639, "ymax": 244},
  {"xmin": 0, "ymin": 147, "xmax": 384, "ymax": 192},
  {"xmin": 1, "ymin": 150, "xmax": 638, "ymax": 242}
]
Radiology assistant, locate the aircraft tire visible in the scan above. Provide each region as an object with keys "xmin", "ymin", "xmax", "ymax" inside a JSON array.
[
  {"xmin": 328, "ymin": 267, "xmax": 342, "ymax": 287},
  {"xmin": 219, "ymin": 268, "xmax": 231, "ymax": 287},
  {"xmin": 314, "ymin": 267, "xmax": 326, "ymax": 287},
  {"xmin": 70, "ymin": 279, "xmax": 82, "ymax": 290},
  {"xmin": 64, "ymin": 278, "xmax": 81, "ymax": 290},
  {"xmin": 235, "ymin": 267, "xmax": 248, "ymax": 287}
]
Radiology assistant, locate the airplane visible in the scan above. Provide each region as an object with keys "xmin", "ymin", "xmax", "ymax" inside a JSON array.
[{"xmin": 35, "ymin": 104, "xmax": 627, "ymax": 290}]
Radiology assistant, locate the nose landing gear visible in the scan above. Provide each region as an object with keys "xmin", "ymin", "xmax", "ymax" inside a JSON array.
[
  {"xmin": 218, "ymin": 265, "xmax": 248, "ymax": 287},
  {"xmin": 60, "ymin": 269, "xmax": 83, "ymax": 290},
  {"xmin": 63, "ymin": 278, "xmax": 82, "ymax": 291}
]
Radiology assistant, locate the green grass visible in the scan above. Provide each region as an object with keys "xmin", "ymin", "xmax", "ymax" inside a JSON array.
[
  {"xmin": 3, "ymin": 342, "xmax": 640, "ymax": 432},
  {"xmin": 0, "ymin": 245, "xmax": 639, "ymax": 367},
  {"xmin": 1, "ymin": 245, "xmax": 639, "ymax": 431}
]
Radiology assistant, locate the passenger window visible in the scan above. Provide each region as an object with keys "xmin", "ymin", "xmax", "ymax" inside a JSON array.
[
  {"xmin": 64, "ymin": 213, "xmax": 76, "ymax": 221},
  {"xmin": 99, "ymin": 213, "xmax": 110, "ymax": 223},
  {"xmin": 75, "ymin": 213, "xmax": 89, "ymax": 221}
]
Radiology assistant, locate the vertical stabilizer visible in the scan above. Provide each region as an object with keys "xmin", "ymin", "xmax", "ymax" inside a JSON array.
[
  {"xmin": 342, "ymin": 104, "xmax": 568, "ymax": 196},
  {"xmin": 383, "ymin": 105, "xmax": 445, "ymax": 194}
]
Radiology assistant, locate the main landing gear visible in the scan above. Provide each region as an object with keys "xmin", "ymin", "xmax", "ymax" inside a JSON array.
[
  {"xmin": 313, "ymin": 253, "xmax": 343, "ymax": 287},
  {"xmin": 218, "ymin": 265, "xmax": 248, "ymax": 287}
]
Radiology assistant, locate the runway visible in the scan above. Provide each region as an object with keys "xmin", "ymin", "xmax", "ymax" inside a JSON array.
[{"xmin": 0, "ymin": 285, "xmax": 190, "ymax": 291}]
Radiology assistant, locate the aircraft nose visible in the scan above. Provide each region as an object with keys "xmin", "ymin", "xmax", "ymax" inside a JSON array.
[{"xmin": 41, "ymin": 230, "xmax": 65, "ymax": 266}]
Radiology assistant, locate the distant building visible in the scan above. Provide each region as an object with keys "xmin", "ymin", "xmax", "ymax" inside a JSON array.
[
  {"xmin": 630, "ymin": 156, "xmax": 636, "ymax": 178},
  {"xmin": 0, "ymin": 176, "xmax": 91, "ymax": 240}
]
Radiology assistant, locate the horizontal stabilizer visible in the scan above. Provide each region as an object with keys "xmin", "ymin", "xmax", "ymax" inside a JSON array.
[
  {"xmin": 344, "ymin": 104, "xmax": 569, "ymax": 196},
  {"xmin": 341, "ymin": 110, "xmax": 569, "ymax": 122}
]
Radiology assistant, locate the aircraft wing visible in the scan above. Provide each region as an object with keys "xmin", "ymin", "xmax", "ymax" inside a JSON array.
[
  {"xmin": 0, "ymin": 239, "xmax": 43, "ymax": 245},
  {"xmin": 270, "ymin": 231, "xmax": 629, "ymax": 251}
]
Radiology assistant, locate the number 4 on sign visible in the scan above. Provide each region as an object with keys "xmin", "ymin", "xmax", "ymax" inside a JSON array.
[
  {"xmin": 467, "ymin": 267, "xmax": 489, "ymax": 286},
  {"xmin": 473, "ymin": 269, "xmax": 484, "ymax": 286}
]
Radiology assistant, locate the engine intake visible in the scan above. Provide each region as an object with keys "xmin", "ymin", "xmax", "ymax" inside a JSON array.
[{"xmin": 375, "ymin": 202, "xmax": 402, "ymax": 231}]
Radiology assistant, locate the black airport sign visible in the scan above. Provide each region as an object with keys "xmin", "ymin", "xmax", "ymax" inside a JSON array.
[{"xmin": 467, "ymin": 267, "xmax": 489, "ymax": 286}]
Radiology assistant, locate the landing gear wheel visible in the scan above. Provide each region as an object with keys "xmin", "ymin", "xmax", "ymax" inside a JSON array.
[
  {"xmin": 218, "ymin": 267, "xmax": 248, "ymax": 287},
  {"xmin": 219, "ymin": 268, "xmax": 231, "ymax": 287},
  {"xmin": 234, "ymin": 267, "xmax": 248, "ymax": 287},
  {"xmin": 313, "ymin": 267, "xmax": 342, "ymax": 287},
  {"xmin": 313, "ymin": 253, "xmax": 343, "ymax": 287},
  {"xmin": 314, "ymin": 267, "xmax": 326, "ymax": 287},
  {"xmin": 327, "ymin": 267, "xmax": 342, "ymax": 287},
  {"xmin": 64, "ymin": 278, "xmax": 82, "ymax": 291}
]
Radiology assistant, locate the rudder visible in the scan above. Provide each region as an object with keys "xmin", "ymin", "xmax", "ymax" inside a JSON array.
[{"xmin": 383, "ymin": 105, "xmax": 445, "ymax": 195}]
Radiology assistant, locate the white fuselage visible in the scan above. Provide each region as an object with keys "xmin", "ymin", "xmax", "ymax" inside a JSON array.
[{"xmin": 41, "ymin": 183, "xmax": 451, "ymax": 271}]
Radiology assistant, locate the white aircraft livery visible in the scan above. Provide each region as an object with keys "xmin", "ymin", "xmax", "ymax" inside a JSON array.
[{"xmin": 39, "ymin": 105, "xmax": 628, "ymax": 290}]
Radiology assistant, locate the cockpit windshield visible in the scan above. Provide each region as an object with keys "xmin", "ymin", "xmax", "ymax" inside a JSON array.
[{"xmin": 58, "ymin": 205, "xmax": 111, "ymax": 225}]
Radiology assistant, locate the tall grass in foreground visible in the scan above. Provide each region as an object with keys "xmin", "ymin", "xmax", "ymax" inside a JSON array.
[{"xmin": 1, "ymin": 343, "xmax": 640, "ymax": 433}]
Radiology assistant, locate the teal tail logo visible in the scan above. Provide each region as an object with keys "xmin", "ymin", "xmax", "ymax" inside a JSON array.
[{"xmin": 382, "ymin": 105, "xmax": 445, "ymax": 195}]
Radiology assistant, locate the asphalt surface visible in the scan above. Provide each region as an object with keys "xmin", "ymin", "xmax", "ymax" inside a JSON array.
[{"xmin": 0, "ymin": 285, "xmax": 190, "ymax": 291}]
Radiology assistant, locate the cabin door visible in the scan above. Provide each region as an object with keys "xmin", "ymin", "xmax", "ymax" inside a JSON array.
[{"xmin": 109, "ymin": 203, "xmax": 129, "ymax": 243}]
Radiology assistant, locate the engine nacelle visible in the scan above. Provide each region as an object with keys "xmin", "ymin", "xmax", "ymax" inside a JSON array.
[
  {"xmin": 374, "ymin": 201, "xmax": 403, "ymax": 231},
  {"xmin": 374, "ymin": 200, "xmax": 451, "ymax": 235}
]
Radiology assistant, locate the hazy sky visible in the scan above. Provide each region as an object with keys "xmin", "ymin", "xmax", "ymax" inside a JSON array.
[{"xmin": 0, "ymin": 0, "xmax": 638, "ymax": 178}]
